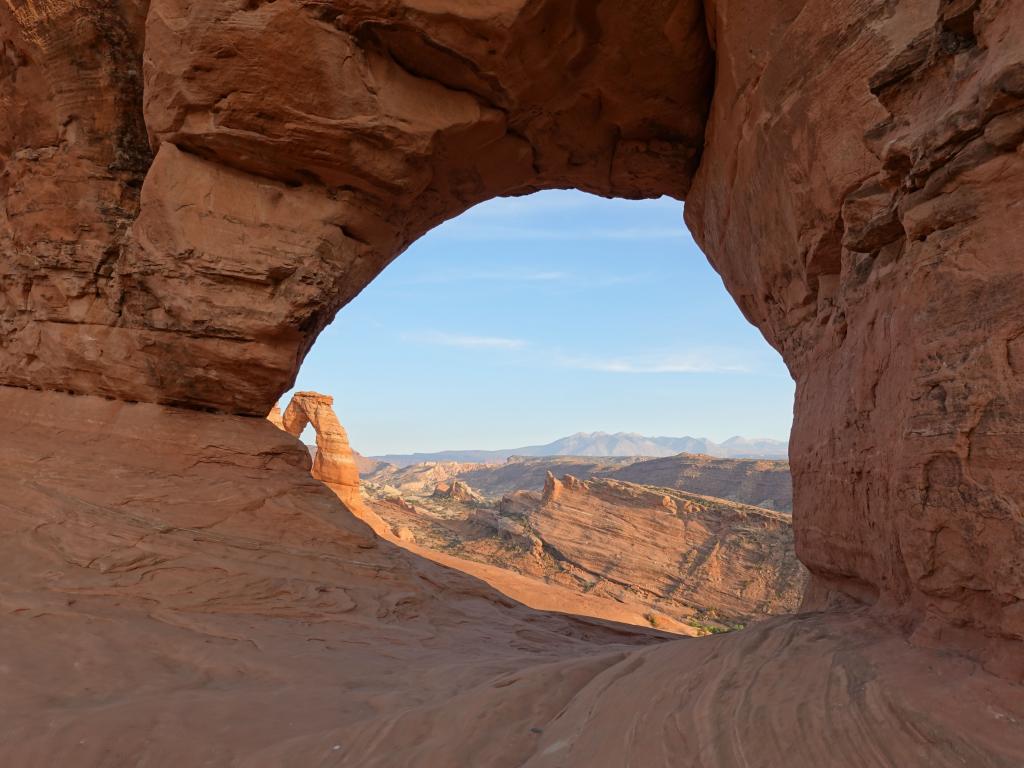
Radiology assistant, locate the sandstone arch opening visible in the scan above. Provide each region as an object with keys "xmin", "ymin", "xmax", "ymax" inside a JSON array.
[
  {"xmin": 272, "ymin": 190, "xmax": 804, "ymax": 635},
  {"xmin": 4, "ymin": 0, "xmax": 1024, "ymax": 763}
]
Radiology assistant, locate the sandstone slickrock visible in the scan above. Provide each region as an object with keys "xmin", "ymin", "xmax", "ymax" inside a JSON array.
[
  {"xmin": 365, "ymin": 459, "xmax": 483, "ymax": 495},
  {"xmin": 455, "ymin": 456, "xmax": 639, "ymax": 496},
  {"xmin": 1, "ymin": 0, "xmax": 712, "ymax": 413},
  {"xmin": 0, "ymin": 385, "xmax": 673, "ymax": 764},
  {"xmin": 432, "ymin": 479, "xmax": 484, "ymax": 503},
  {"xmin": 521, "ymin": 472, "xmax": 806, "ymax": 623},
  {"xmin": 603, "ymin": 453, "xmax": 793, "ymax": 511},
  {"xmin": 2, "ymin": 0, "xmax": 1024, "ymax": 762},
  {"xmin": 684, "ymin": 0, "xmax": 1024, "ymax": 674}
]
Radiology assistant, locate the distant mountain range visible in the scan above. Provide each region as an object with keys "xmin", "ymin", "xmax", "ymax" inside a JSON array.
[{"xmin": 370, "ymin": 431, "xmax": 789, "ymax": 467}]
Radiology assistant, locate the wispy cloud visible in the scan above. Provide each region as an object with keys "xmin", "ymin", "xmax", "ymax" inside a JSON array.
[
  {"xmin": 403, "ymin": 331, "xmax": 528, "ymax": 350},
  {"xmin": 557, "ymin": 350, "xmax": 751, "ymax": 374}
]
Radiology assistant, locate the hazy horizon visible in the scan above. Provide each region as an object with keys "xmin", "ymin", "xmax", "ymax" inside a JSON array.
[
  {"xmin": 365, "ymin": 430, "xmax": 789, "ymax": 458},
  {"xmin": 285, "ymin": 190, "xmax": 795, "ymax": 456}
]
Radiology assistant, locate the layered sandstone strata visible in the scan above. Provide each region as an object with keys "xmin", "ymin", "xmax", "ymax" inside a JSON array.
[
  {"xmin": 1, "ymin": 0, "xmax": 712, "ymax": 413},
  {"xmin": 366, "ymin": 469, "xmax": 807, "ymax": 629},
  {"xmin": 685, "ymin": 0, "xmax": 1024, "ymax": 673},
  {"xmin": 418, "ymin": 453, "xmax": 795, "ymax": 510},
  {"xmin": 526, "ymin": 473, "xmax": 805, "ymax": 621},
  {"xmin": 2, "ymin": 0, "xmax": 1024, "ymax": 762}
]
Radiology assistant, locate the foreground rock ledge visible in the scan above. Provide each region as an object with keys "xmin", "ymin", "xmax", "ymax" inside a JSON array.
[
  {"xmin": 2, "ymin": 0, "xmax": 1024, "ymax": 761},
  {"xmin": 1, "ymin": 386, "xmax": 1022, "ymax": 766}
]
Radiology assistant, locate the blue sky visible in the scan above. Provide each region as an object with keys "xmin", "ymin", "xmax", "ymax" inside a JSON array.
[{"xmin": 285, "ymin": 191, "xmax": 794, "ymax": 456}]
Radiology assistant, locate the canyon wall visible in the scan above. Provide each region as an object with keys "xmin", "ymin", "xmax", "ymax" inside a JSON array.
[
  {"xmin": 525, "ymin": 473, "xmax": 806, "ymax": 621},
  {"xmin": 1, "ymin": 0, "xmax": 1021, "ymax": 680},
  {"xmin": 371, "ymin": 454, "xmax": 793, "ymax": 510},
  {"xmin": 684, "ymin": 0, "xmax": 1024, "ymax": 674}
]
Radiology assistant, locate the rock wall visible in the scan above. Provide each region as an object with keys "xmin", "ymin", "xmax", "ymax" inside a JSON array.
[
  {"xmin": 603, "ymin": 454, "xmax": 793, "ymax": 511},
  {"xmin": 684, "ymin": 0, "xmax": 1024, "ymax": 674},
  {"xmin": 527, "ymin": 473, "xmax": 807, "ymax": 622}
]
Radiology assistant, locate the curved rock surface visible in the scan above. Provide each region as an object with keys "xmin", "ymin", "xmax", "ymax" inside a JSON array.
[
  {"xmin": 365, "ymin": 467, "xmax": 806, "ymax": 630},
  {"xmin": 685, "ymin": 0, "xmax": 1024, "ymax": 672},
  {"xmin": 0, "ymin": 0, "xmax": 712, "ymax": 412},
  {"xmin": 366, "ymin": 460, "xmax": 481, "ymax": 495},
  {"xmin": 432, "ymin": 479, "xmax": 484, "ymax": 503},
  {"xmin": 431, "ymin": 453, "xmax": 794, "ymax": 510},
  {"xmin": 2, "ymin": 385, "xmax": 1022, "ymax": 767},
  {"xmin": 604, "ymin": 454, "xmax": 793, "ymax": 511},
  {"xmin": 1, "ymin": 0, "xmax": 1024, "ymax": 762},
  {"xmin": 522, "ymin": 473, "xmax": 806, "ymax": 623}
]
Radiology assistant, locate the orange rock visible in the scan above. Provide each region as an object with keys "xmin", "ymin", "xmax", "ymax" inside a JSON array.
[
  {"xmin": 2, "ymin": 0, "xmax": 1024, "ymax": 761},
  {"xmin": 685, "ymin": 0, "xmax": 1024, "ymax": 670},
  {"xmin": 266, "ymin": 403, "xmax": 285, "ymax": 430},
  {"xmin": 277, "ymin": 392, "xmax": 362, "ymax": 510},
  {"xmin": 524, "ymin": 475, "xmax": 806, "ymax": 623},
  {"xmin": 432, "ymin": 479, "xmax": 482, "ymax": 503}
]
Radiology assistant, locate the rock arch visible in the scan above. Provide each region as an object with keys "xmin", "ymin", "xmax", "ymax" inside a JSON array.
[
  {"xmin": 1, "ymin": 0, "xmax": 1023, "ymax": 757},
  {"xmin": 270, "ymin": 391, "xmax": 363, "ymax": 511}
]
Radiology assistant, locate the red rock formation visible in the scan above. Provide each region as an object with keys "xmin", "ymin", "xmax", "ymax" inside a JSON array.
[
  {"xmin": 0, "ymin": 385, "xmax": 675, "ymax": 764},
  {"xmin": 1, "ymin": 0, "xmax": 712, "ymax": 413},
  {"xmin": 365, "ymin": 460, "xmax": 480, "ymax": 495},
  {"xmin": 684, "ymin": 0, "xmax": 1024, "ymax": 675},
  {"xmin": 2, "ymin": 0, "xmax": 1024, "ymax": 762},
  {"xmin": 443, "ymin": 454, "xmax": 794, "ymax": 509},
  {"xmin": 276, "ymin": 391, "xmax": 362, "ymax": 510},
  {"xmin": 526, "ymin": 473, "xmax": 806, "ymax": 622},
  {"xmin": 604, "ymin": 453, "xmax": 793, "ymax": 511},
  {"xmin": 432, "ymin": 479, "xmax": 483, "ymax": 503},
  {"xmin": 266, "ymin": 402, "xmax": 285, "ymax": 430}
]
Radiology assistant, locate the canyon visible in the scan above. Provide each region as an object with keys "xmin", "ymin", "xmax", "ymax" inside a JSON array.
[
  {"xmin": 2, "ymin": 0, "xmax": 1023, "ymax": 765},
  {"xmin": 305, "ymin": 408, "xmax": 805, "ymax": 634},
  {"xmin": 363, "ymin": 452, "xmax": 795, "ymax": 511},
  {"xmin": 363, "ymin": 465, "xmax": 805, "ymax": 634}
]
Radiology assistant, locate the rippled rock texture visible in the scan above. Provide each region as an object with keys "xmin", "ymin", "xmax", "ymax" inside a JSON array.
[
  {"xmin": 2, "ymin": 0, "xmax": 1023, "ymax": 763},
  {"xmin": 685, "ymin": 0, "xmax": 1024, "ymax": 675}
]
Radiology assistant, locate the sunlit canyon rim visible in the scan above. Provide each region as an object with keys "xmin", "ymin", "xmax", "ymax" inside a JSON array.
[{"xmin": 1, "ymin": 0, "xmax": 1023, "ymax": 765}]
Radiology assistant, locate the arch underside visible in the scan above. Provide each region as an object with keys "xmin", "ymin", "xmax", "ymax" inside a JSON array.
[{"xmin": 1, "ymin": 0, "xmax": 1023, "ymax": 762}]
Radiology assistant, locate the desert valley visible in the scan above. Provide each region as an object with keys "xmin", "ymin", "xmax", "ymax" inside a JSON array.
[
  {"xmin": 358, "ymin": 444, "xmax": 798, "ymax": 638},
  {"xmin": 286, "ymin": 393, "xmax": 806, "ymax": 635},
  {"xmin": 358, "ymin": 441, "xmax": 805, "ymax": 635}
]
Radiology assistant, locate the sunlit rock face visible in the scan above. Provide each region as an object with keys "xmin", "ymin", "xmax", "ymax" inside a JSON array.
[
  {"xmin": 684, "ymin": 0, "xmax": 1024, "ymax": 675},
  {"xmin": 276, "ymin": 391, "xmax": 364, "ymax": 511}
]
